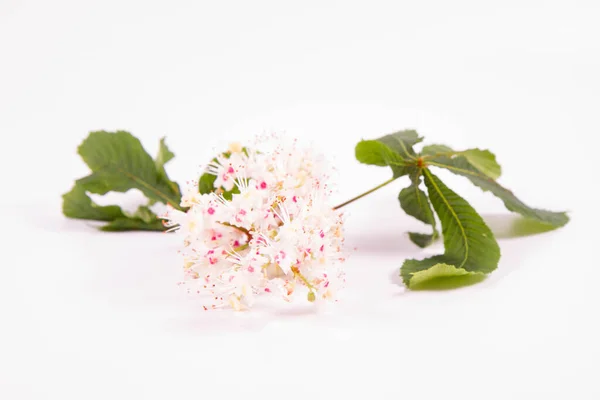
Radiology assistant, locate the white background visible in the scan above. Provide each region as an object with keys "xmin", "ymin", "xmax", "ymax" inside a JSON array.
[{"xmin": 1, "ymin": 1, "xmax": 599, "ymax": 399}]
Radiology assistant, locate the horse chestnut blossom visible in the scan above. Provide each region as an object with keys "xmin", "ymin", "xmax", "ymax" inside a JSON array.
[{"xmin": 163, "ymin": 137, "xmax": 346, "ymax": 310}]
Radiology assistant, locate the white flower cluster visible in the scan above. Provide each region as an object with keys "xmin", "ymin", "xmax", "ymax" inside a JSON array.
[{"xmin": 164, "ymin": 137, "xmax": 346, "ymax": 310}]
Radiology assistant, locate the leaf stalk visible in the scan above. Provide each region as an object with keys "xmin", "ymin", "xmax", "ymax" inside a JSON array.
[{"xmin": 333, "ymin": 177, "xmax": 399, "ymax": 210}]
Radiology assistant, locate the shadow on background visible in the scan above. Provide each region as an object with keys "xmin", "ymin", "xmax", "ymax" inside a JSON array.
[
  {"xmin": 484, "ymin": 214, "xmax": 558, "ymax": 239},
  {"xmin": 349, "ymin": 213, "xmax": 559, "ymax": 256}
]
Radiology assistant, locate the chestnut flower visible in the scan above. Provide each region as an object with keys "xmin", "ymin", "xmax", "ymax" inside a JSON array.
[{"xmin": 164, "ymin": 136, "xmax": 346, "ymax": 310}]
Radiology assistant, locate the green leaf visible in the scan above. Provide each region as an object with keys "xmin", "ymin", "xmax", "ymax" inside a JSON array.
[
  {"xmin": 461, "ymin": 149, "xmax": 502, "ymax": 180},
  {"xmin": 355, "ymin": 140, "xmax": 406, "ymax": 168},
  {"xmin": 401, "ymin": 169, "xmax": 501, "ymax": 288},
  {"xmin": 355, "ymin": 130, "xmax": 423, "ymax": 177},
  {"xmin": 62, "ymin": 131, "xmax": 183, "ymax": 232},
  {"xmin": 407, "ymin": 263, "xmax": 486, "ymax": 290},
  {"xmin": 407, "ymin": 232, "xmax": 438, "ymax": 248},
  {"xmin": 101, "ymin": 202, "xmax": 166, "ymax": 231},
  {"xmin": 63, "ymin": 185, "xmax": 167, "ymax": 232},
  {"xmin": 62, "ymin": 184, "xmax": 126, "ymax": 221},
  {"xmin": 427, "ymin": 156, "xmax": 569, "ymax": 227},
  {"xmin": 421, "ymin": 144, "xmax": 453, "ymax": 156},
  {"xmin": 131, "ymin": 205, "xmax": 157, "ymax": 223},
  {"xmin": 155, "ymin": 137, "xmax": 175, "ymax": 168},
  {"xmin": 75, "ymin": 131, "xmax": 183, "ymax": 209},
  {"xmin": 199, "ymin": 171, "xmax": 217, "ymax": 194},
  {"xmin": 100, "ymin": 217, "xmax": 165, "ymax": 232},
  {"xmin": 154, "ymin": 137, "xmax": 181, "ymax": 196},
  {"xmin": 377, "ymin": 130, "xmax": 423, "ymax": 158},
  {"xmin": 421, "ymin": 145, "xmax": 501, "ymax": 180},
  {"xmin": 398, "ymin": 176, "xmax": 438, "ymax": 247}
]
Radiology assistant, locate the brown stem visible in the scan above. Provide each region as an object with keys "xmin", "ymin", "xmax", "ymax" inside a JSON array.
[{"xmin": 219, "ymin": 221, "xmax": 253, "ymax": 241}]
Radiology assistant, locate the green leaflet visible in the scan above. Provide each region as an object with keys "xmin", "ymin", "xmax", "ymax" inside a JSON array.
[
  {"xmin": 401, "ymin": 170, "xmax": 501, "ymax": 288},
  {"xmin": 101, "ymin": 204, "xmax": 165, "ymax": 231},
  {"xmin": 407, "ymin": 233, "xmax": 436, "ymax": 248},
  {"xmin": 407, "ymin": 263, "xmax": 485, "ymax": 290},
  {"xmin": 376, "ymin": 130, "xmax": 423, "ymax": 158},
  {"xmin": 199, "ymin": 170, "xmax": 218, "ymax": 194},
  {"xmin": 355, "ymin": 130, "xmax": 422, "ymax": 177},
  {"xmin": 426, "ymin": 156, "xmax": 568, "ymax": 227},
  {"xmin": 62, "ymin": 184, "xmax": 126, "ymax": 221},
  {"xmin": 461, "ymin": 149, "xmax": 502, "ymax": 180},
  {"xmin": 75, "ymin": 131, "xmax": 182, "ymax": 208},
  {"xmin": 62, "ymin": 185, "xmax": 166, "ymax": 231},
  {"xmin": 355, "ymin": 140, "xmax": 406, "ymax": 168},
  {"xmin": 421, "ymin": 145, "xmax": 502, "ymax": 180},
  {"xmin": 131, "ymin": 205, "xmax": 157, "ymax": 223},
  {"xmin": 420, "ymin": 144, "xmax": 453, "ymax": 157},
  {"xmin": 398, "ymin": 176, "xmax": 438, "ymax": 247},
  {"xmin": 155, "ymin": 137, "xmax": 181, "ymax": 196},
  {"xmin": 62, "ymin": 131, "xmax": 181, "ymax": 232}
]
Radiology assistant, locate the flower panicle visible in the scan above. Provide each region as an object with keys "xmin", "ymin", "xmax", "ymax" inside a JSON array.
[{"xmin": 165, "ymin": 135, "xmax": 346, "ymax": 311}]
